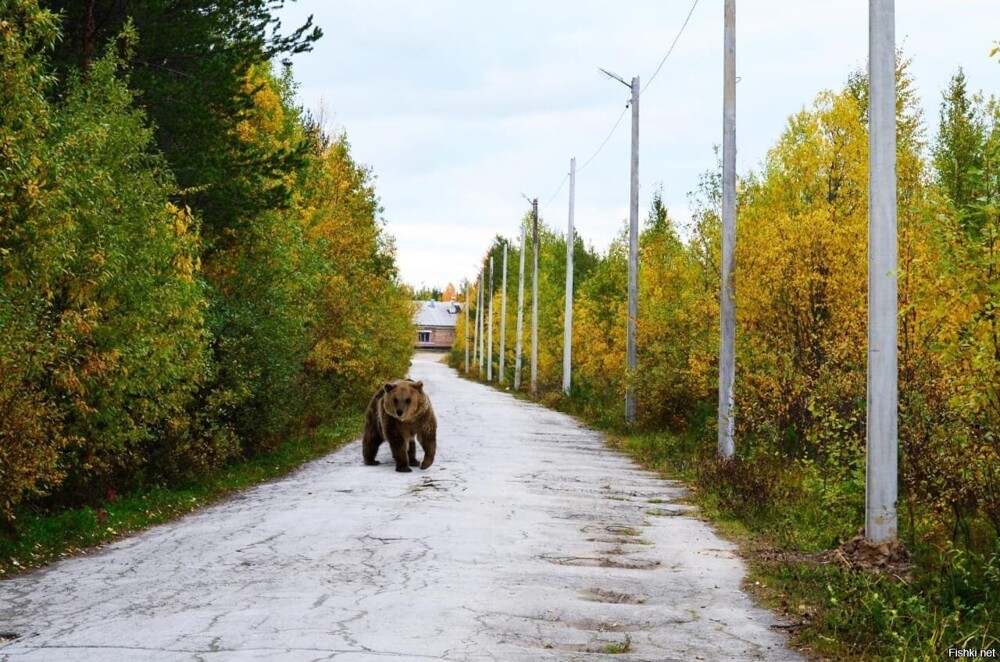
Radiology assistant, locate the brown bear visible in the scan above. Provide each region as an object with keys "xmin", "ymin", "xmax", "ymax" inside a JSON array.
[{"xmin": 362, "ymin": 379, "xmax": 437, "ymax": 472}]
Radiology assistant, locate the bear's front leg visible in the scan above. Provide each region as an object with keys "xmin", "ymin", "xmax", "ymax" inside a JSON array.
[
  {"xmin": 419, "ymin": 426, "xmax": 436, "ymax": 470},
  {"xmin": 387, "ymin": 432, "xmax": 412, "ymax": 473},
  {"xmin": 407, "ymin": 434, "xmax": 419, "ymax": 467}
]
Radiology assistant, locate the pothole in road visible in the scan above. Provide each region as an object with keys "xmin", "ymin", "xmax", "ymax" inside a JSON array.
[
  {"xmin": 580, "ymin": 587, "xmax": 649, "ymax": 604},
  {"xmin": 541, "ymin": 555, "xmax": 661, "ymax": 570},
  {"xmin": 604, "ymin": 557, "xmax": 661, "ymax": 569},
  {"xmin": 581, "ymin": 523, "xmax": 645, "ymax": 537},
  {"xmin": 565, "ymin": 618, "xmax": 642, "ymax": 633},
  {"xmin": 600, "ymin": 486, "xmax": 656, "ymax": 502},
  {"xmin": 586, "ymin": 535, "xmax": 653, "ymax": 546},
  {"xmin": 646, "ymin": 506, "xmax": 694, "ymax": 517},
  {"xmin": 535, "ymin": 637, "xmax": 637, "ymax": 655}
]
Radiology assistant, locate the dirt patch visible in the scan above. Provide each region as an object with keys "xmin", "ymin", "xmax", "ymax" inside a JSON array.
[
  {"xmin": 746, "ymin": 533, "xmax": 911, "ymax": 578},
  {"xmin": 833, "ymin": 533, "xmax": 912, "ymax": 577},
  {"xmin": 740, "ymin": 544, "xmax": 833, "ymax": 565}
]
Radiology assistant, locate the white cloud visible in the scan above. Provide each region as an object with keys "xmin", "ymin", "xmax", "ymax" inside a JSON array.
[{"xmin": 280, "ymin": 0, "xmax": 1000, "ymax": 288}]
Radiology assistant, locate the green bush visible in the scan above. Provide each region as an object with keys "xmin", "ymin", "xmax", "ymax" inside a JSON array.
[{"xmin": 1, "ymin": 2, "xmax": 413, "ymax": 529}]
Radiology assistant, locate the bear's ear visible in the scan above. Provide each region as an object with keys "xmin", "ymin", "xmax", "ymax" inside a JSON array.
[
  {"xmin": 413, "ymin": 381, "xmax": 424, "ymax": 392},
  {"xmin": 382, "ymin": 382, "xmax": 396, "ymax": 393}
]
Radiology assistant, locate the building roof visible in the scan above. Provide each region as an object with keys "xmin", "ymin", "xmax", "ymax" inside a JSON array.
[{"xmin": 414, "ymin": 300, "xmax": 462, "ymax": 328}]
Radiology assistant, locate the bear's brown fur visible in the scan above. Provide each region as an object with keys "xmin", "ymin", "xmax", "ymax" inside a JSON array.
[{"xmin": 362, "ymin": 379, "xmax": 437, "ymax": 472}]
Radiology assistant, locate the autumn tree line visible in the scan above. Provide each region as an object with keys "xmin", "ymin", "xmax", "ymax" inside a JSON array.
[
  {"xmin": 455, "ymin": 58, "xmax": 1000, "ymax": 559},
  {"xmin": 0, "ymin": 0, "xmax": 414, "ymax": 528}
]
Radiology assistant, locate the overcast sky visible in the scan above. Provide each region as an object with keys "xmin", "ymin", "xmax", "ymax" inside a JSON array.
[{"xmin": 276, "ymin": 1, "xmax": 998, "ymax": 291}]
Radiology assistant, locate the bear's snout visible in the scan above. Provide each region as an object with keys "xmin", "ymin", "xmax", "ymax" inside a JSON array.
[{"xmin": 396, "ymin": 408, "xmax": 404, "ymax": 416}]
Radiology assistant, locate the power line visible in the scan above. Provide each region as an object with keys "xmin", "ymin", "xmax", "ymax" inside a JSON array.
[
  {"xmin": 541, "ymin": 173, "xmax": 569, "ymax": 212},
  {"xmin": 577, "ymin": 105, "xmax": 629, "ymax": 173},
  {"xmin": 538, "ymin": 103, "xmax": 627, "ymax": 213},
  {"xmin": 641, "ymin": 0, "xmax": 701, "ymax": 96},
  {"xmin": 530, "ymin": 0, "xmax": 700, "ymax": 216},
  {"xmin": 536, "ymin": 102, "xmax": 626, "ymax": 214}
]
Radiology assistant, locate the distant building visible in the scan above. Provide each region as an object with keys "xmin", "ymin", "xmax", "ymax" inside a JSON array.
[{"xmin": 414, "ymin": 300, "xmax": 462, "ymax": 350}]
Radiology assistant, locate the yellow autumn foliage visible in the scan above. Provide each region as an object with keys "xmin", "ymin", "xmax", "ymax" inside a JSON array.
[{"xmin": 455, "ymin": 62, "xmax": 1000, "ymax": 551}]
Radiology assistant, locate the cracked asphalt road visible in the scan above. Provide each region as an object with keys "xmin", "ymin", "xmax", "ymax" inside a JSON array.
[{"xmin": 1, "ymin": 353, "xmax": 801, "ymax": 661}]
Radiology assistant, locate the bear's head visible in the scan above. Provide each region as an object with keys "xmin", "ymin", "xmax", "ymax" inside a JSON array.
[{"xmin": 381, "ymin": 379, "xmax": 425, "ymax": 422}]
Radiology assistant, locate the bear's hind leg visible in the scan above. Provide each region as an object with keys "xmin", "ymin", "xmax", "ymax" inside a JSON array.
[{"xmin": 362, "ymin": 428, "xmax": 382, "ymax": 466}]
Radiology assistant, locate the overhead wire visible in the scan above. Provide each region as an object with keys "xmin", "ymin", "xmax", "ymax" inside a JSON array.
[
  {"xmin": 641, "ymin": 0, "xmax": 701, "ymax": 96},
  {"xmin": 540, "ymin": 173, "xmax": 569, "ymax": 212},
  {"xmin": 576, "ymin": 105, "xmax": 630, "ymax": 175},
  {"xmin": 537, "ymin": 102, "xmax": 627, "ymax": 214},
  {"xmin": 529, "ymin": 0, "xmax": 701, "ymax": 215}
]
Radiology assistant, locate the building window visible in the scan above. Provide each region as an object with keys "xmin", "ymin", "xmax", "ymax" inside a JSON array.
[{"xmin": 417, "ymin": 331, "xmax": 431, "ymax": 343}]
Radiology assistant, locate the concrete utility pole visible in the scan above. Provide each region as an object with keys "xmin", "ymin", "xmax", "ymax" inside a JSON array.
[
  {"xmin": 530, "ymin": 197, "xmax": 539, "ymax": 396},
  {"xmin": 477, "ymin": 270, "xmax": 485, "ymax": 373},
  {"xmin": 718, "ymin": 0, "xmax": 736, "ymax": 459},
  {"xmin": 487, "ymin": 255, "xmax": 494, "ymax": 382},
  {"xmin": 514, "ymin": 225, "xmax": 527, "ymax": 390},
  {"xmin": 626, "ymin": 76, "xmax": 640, "ymax": 425},
  {"xmin": 472, "ymin": 274, "xmax": 480, "ymax": 369},
  {"xmin": 866, "ymin": 0, "xmax": 898, "ymax": 544},
  {"xmin": 464, "ymin": 280, "xmax": 470, "ymax": 374},
  {"xmin": 600, "ymin": 67, "xmax": 640, "ymax": 423},
  {"xmin": 563, "ymin": 157, "xmax": 576, "ymax": 395},
  {"xmin": 500, "ymin": 241, "xmax": 508, "ymax": 384}
]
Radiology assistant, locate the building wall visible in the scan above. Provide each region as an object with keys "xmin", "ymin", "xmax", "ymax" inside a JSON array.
[{"xmin": 415, "ymin": 326, "xmax": 456, "ymax": 350}]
